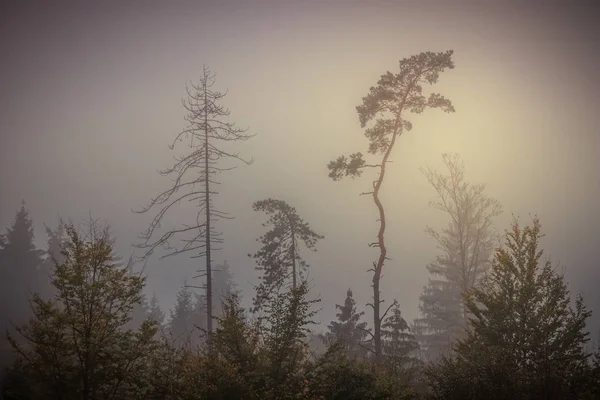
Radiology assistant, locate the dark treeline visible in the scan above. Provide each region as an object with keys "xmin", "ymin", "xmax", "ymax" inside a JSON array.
[{"xmin": 2, "ymin": 51, "xmax": 600, "ymax": 399}]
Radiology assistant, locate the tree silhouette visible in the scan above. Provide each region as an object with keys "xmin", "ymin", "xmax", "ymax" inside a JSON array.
[
  {"xmin": 324, "ymin": 289, "xmax": 369, "ymax": 359},
  {"xmin": 250, "ymin": 198, "xmax": 323, "ymax": 312},
  {"xmin": 426, "ymin": 218, "xmax": 593, "ymax": 398},
  {"xmin": 327, "ymin": 51, "xmax": 455, "ymax": 361},
  {"xmin": 7, "ymin": 220, "xmax": 158, "ymax": 399},
  {"xmin": 134, "ymin": 66, "xmax": 255, "ymax": 337},
  {"xmin": 413, "ymin": 153, "xmax": 502, "ymax": 360}
]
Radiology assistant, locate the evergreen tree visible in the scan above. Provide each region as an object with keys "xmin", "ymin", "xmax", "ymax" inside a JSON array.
[
  {"xmin": 148, "ymin": 293, "xmax": 165, "ymax": 329},
  {"xmin": 426, "ymin": 218, "xmax": 593, "ymax": 399},
  {"xmin": 6, "ymin": 220, "xmax": 158, "ymax": 399},
  {"xmin": 260, "ymin": 282, "xmax": 320, "ymax": 397},
  {"xmin": 186, "ymin": 261, "xmax": 237, "ymax": 348},
  {"xmin": 250, "ymin": 198, "xmax": 324, "ymax": 312},
  {"xmin": 189, "ymin": 292, "xmax": 207, "ymax": 349},
  {"xmin": 123, "ymin": 256, "xmax": 152, "ymax": 331},
  {"xmin": 0, "ymin": 202, "xmax": 45, "ymax": 356},
  {"xmin": 324, "ymin": 289, "xmax": 369, "ymax": 359},
  {"xmin": 37, "ymin": 219, "xmax": 66, "ymax": 300},
  {"xmin": 212, "ymin": 260, "xmax": 237, "ymax": 315},
  {"xmin": 381, "ymin": 301, "xmax": 420, "ymax": 378},
  {"xmin": 168, "ymin": 284, "xmax": 195, "ymax": 348},
  {"xmin": 327, "ymin": 51, "xmax": 456, "ymax": 362},
  {"xmin": 413, "ymin": 153, "xmax": 502, "ymax": 361}
]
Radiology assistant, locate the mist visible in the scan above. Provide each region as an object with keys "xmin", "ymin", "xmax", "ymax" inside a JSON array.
[{"xmin": 1, "ymin": 0, "xmax": 599, "ymax": 368}]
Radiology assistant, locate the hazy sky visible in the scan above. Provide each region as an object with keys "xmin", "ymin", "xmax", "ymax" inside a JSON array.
[{"xmin": 1, "ymin": 1, "xmax": 599, "ymax": 333}]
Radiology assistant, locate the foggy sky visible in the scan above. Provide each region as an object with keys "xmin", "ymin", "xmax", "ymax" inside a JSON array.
[{"xmin": 1, "ymin": 0, "xmax": 599, "ymax": 334}]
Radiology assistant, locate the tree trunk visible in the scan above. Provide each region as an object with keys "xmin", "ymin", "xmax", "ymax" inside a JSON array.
[{"xmin": 204, "ymin": 79, "xmax": 213, "ymax": 340}]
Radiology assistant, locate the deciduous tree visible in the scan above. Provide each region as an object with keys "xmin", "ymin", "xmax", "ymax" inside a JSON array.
[{"xmin": 7, "ymin": 220, "xmax": 158, "ymax": 400}]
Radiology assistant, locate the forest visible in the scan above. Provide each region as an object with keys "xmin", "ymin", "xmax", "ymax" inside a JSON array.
[{"xmin": 1, "ymin": 46, "xmax": 599, "ymax": 400}]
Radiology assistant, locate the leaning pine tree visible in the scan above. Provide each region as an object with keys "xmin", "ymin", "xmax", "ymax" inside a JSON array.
[
  {"xmin": 327, "ymin": 51, "xmax": 455, "ymax": 361},
  {"xmin": 250, "ymin": 198, "xmax": 323, "ymax": 312},
  {"xmin": 135, "ymin": 66, "xmax": 254, "ymax": 337}
]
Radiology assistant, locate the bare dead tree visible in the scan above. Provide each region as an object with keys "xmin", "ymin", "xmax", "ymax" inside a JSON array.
[
  {"xmin": 133, "ymin": 65, "xmax": 254, "ymax": 338},
  {"xmin": 327, "ymin": 51, "xmax": 455, "ymax": 362}
]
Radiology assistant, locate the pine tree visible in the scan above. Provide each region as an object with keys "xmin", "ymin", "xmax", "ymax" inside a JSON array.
[
  {"xmin": 250, "ymin": 199, "xmax": 323, "ymax": 312},
  {"xmin": 426, "ymin": 217, "xmax": 593, "ymax": 399},
  {"xmin": 381, "ymin": 301, "xmax": 419, "ymax": 375},
  {"xmin": 324, "ymin": 289, "xmax": 369, "ymax": 359},
  {"xmin": 261, "ymin": 282, "xmax": 320, "ymax": 396},
  {"xmin": 327, "ymin": 51, "xmax": 455, "ymax": 362},
  {"xmin": 148, "ymin": 293, "xmax": 165, "ymax": 328},
  {"xmin": 189, "ymin": 291, "xmax": 207, "ymax": 349},
  {"xmin": 0, "ymin": 202, "xmax": 45, "ymax": 329},
  {"xmin": 37, "ymin": 219, "xmax": 66, "ymax": 300},
  {"xmin": 212, "ymin": 260, "xmax": 237, "ymax": 316},
  {"xmin": 413, "ymin": 153, "xmax": 502, "ymax": 361},
  {"xmin": 168, "ymin": 284, "xmax": 195, "ymax": 348}
]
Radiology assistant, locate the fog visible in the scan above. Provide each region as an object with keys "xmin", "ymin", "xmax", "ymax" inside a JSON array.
[{"xmin": 1, "ymin": 1, "xmax": 598, "ymax": 336}]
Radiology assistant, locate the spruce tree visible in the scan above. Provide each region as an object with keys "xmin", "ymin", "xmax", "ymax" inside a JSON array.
[
  {"xmin": 381, "ymin": 301, "xmax": 419, "ymax": 376},
  {"xmin": 148, "ymin": 293, "xmax": 165, "ymax": 328},
  {"xmin": 413, "ymin": 153, "xmax": 502, "ymax": 361},
  {"xmin": 324, "ymin": 289, "xmax": 369, "ymax": 359},
  {"xmin": 426, "ymin": 217, "xmax": 593, "ymax": 399},
  {"xmin": 168, "ymin": 284, "xmax": 195, "ymax": 348},
  {"xmin": 0, "ymin": 202, "xmax": 45, "ymax": 329}
]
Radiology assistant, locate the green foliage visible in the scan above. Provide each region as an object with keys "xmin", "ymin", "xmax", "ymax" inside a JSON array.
[
  {"xmin": 250, "ymin": 198, "xmax": 324, "ymax": 312},
  {"xmin": 305, "ymin": 342, "xmax": 416, "ymax": 400},
  {"xmin": 327, "ymin": 51, "xmax": 455, "ymax": 362},
  {"xmin": 425, "ymin": 217, "xmax": 594, "ymax": 399},
  {"xmin": 6, "ymin": 221, "xmax": 159, "ymax": 400},
  {"xmin": 327, "ymin": 50, "xmax": 455, "ymax": 181},
  {"xmin": 260, "ymin": 283, "xmax": 320, "ymax": 396},
  {"xmin": 324, "ymin": 289, "xmax": 370, "ymax": 359}
]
